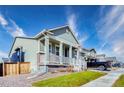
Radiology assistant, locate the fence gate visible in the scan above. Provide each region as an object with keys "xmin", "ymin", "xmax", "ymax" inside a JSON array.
[
  {"xmin": 0, "ymin": 62, "xmax": 30, "ymax": 76},
  {"xmin": 19, "ymin": 62, "xmax": 30, "ymax": 74}
]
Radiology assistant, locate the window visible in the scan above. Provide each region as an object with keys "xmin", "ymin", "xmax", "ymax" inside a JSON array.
[
  {"xmin": 66, "ymin": 29, "xmax": 69, "ymax": 34},
  {"xmin": 55, "ymin": 45, "xmax": 59, "ymax": 56},
  {"xmin": 49, "ymin": 43, "xmax": 52, "ymax": 53}
]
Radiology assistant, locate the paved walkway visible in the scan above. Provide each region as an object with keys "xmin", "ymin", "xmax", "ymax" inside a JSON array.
[{"xmin": 82, "ymin": 68, "xmax": 124, "ymax": 87}]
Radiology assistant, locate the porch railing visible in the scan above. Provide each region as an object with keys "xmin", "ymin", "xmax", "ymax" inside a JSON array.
[
  {"xmin": 49, "ymin": 53, "xmax": 60, "ymax": 64},
  {"xmin": 38, "ymin": 53, "xmax": 85, "ymax": 67},
  {"xmin": 49, "ymin": 53, "xmax": 77, "ymax": 65}
]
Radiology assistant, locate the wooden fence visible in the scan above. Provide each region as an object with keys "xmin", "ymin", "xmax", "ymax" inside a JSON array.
[
  {"xmin": 19, "ymin": 62, "xmax": 30, "ymax": 74},
  {"xmin": 0, "ymin": 62, "xmax": 30, "ymax": 76}
]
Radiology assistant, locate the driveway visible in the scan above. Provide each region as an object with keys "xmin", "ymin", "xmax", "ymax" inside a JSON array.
[
  {"xmin": 0, "ymin": 74, "xmax": 31, "ymax": 87},
  {"xmin": 82, "ymin": 68, "xmax": 124, "ymax": 87}
]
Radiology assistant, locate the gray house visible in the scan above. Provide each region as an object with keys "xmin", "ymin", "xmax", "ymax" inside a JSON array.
[{"xmin": 9, "ymin": 25, "xmax": 86, "ymax": 73}]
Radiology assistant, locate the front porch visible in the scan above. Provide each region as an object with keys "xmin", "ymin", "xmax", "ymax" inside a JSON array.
[{"xmin": 37, "ymin": 35, "xmax": 81, "ymax": 66}]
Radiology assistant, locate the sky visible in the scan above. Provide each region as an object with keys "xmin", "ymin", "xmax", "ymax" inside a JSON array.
[{"xmin": 0, "ymin": 5, "xmax": 124, "ymax": 62}]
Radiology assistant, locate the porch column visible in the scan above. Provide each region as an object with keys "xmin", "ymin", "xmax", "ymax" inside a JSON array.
[
  {"xmin": 69, "ymin": 45, "xmax": 72, "ymax": 64},
  {"xmin": 44, "ymin": 36, "xmax": 49, "ymax": 65},
  {"xmin": 38, "ymin": 40, "xmax": 40, "ymax": 52},
  {"xmin": 59, "ymin": 42, "xmax": 63, "ymax": 64},
  {"xmin": 77, "ymin": 48, "xmax": 80, "ymax": 64},
  {"xmin": 76, "ymin": 48, "xmax": 81, "ymax": 72}
]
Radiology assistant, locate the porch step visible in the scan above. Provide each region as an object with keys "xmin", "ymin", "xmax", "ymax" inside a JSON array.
[{"xmin": 27, "ymin": 72, "xmax": 46, "ymax": 80}]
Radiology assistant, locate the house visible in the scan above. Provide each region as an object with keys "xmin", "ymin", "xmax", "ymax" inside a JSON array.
[
  {"xmin": 96, "ymin": 54, "xmax": 106, "ymax": 62},
  {"xmin": 105, "ymin": 57, "xmax": 117, "ymax": 62},
  {"xmin": 105, "ymin": 57, "xmax": 117, "ymax": 67},
  {"xmin": 81, "ymin": 48, "xmax": 96, "ymax": 57},
  {"xmin": 9, "ymin": 25, "xmax": 86, "ymax": 73},
  {"xmin": 96, "ymin": 55, "xmax": 117, "ymax": 63},
  {"xmin": 81, "ymin": 48, "xmax": 96, "ymax": 62}
]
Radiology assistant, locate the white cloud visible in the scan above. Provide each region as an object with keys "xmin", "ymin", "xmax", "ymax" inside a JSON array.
[
  {"xmin": 97, "ymin": 6, "xmax": 124, "ymax": 40},
  {"xmin": 79, "ymin": 33, "xmax": 88, "ymax": 45},
  {"xmin": 67, "ymin": 13, "xmax": 79, "ymax": 37},
  {"xmin": 0, "ymin": 14, "xmax": 26, "ymax": 37},
  {"xmin": 0, "ymin": 14, "xmax": 8, "ymax": 26},
  {"xmin": 67, "ymin": 11, "xmax": 88, "ymax": 46},
  {"xmin": 96, "ymin": 6, "xmax": 124, "ymax": 62},
  {"xmin": 7, "ymin": 19, "xmax": 26, "ymax": 37}
]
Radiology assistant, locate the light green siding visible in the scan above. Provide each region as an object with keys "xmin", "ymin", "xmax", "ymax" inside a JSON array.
[
  {"xmin": 10, "ymin": 38, "xmax": 38, "ymax": 73},
  {"xmin": 51, "ymin": 28, "xmax": 78, "ymax": 45}
]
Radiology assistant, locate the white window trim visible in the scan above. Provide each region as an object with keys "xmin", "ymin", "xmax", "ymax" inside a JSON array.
[
  {"xmin": 66, "ymin": 29, "xmax": 69, "ymax": 33},
  {"xmin": 55, "ymin": 44, "xmax": 59, "ymax": 55}
]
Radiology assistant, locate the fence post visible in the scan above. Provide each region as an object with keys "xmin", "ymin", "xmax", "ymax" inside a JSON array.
[
  {"xmin": 3, "ymin": 62, "xmax": 5, "ymax": 76},
  {"xmin": 17, "ymin": 62, "xmax": 19, "ymax": 75}
]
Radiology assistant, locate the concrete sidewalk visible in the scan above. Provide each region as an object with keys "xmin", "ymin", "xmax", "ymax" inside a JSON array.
[{"xmin": 82, "ymin": 68, "xmax": 124, "ymax": 87}]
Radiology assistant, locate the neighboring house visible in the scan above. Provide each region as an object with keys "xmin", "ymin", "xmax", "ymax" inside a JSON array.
[
  {"xmin": 119, "ymin": 61, "xmax": 124, "ymax": 68},
  {"xmin": 96, "ymin": 54, "xmax": 106, "ymax": 62},
  {"xmin": 81, "ymin": 48, "xmax": 96, "ymax": 62},
  {"xmin": 105, "ymin": 57, "xmax": 117, "ymax": 62},
  {"xmin": 105, "ymin": 57, "xmax": 117, "ymax": 66},
  {"xmin": 88, "ymin": 49, "xmax": 96, "ymax": 58},
  {"xmin": 9, "ymin": 25, "xmax": 86, "ymax": 73},
  {"xmin": 81, "ymin": 48, "xmax": 96, "ymax": 57},
  {"xmin": 96, "ymin": 55, "xmax": 117, "ymax": 63}
]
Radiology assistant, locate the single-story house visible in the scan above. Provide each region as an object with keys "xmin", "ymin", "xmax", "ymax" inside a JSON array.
[{"xmin": 9, "ymin": 25, "xmax": 86, "ymax": 73}]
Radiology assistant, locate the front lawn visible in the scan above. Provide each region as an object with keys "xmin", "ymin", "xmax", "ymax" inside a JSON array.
[
  {"xmin": 32, "ymin": 71, "xmax": 106, "ymax": 87},
  {"xmin": 113, "ymin": 74, "xmax": 124, "ymax": 87}
]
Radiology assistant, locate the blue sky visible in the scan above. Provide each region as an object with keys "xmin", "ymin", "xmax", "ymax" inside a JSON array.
[{"xmin": 0, "ymin": 5, "xmax": 124, "ymax": 62}]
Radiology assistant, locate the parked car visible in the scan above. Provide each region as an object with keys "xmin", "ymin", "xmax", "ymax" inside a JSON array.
[{"xmin": 87, "ymin": 61, "xmax": 111, "ymax": 71}]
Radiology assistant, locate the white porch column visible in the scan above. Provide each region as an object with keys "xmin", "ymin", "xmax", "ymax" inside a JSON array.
[
  {"xmin": 44, "ymin": 36, "xmax": 49, "ymax": 65},
  {"xmin": 83, "ymin": 58, "xmax": 87, "ymax": 70},
  {"xmin": 77, "ymin": 48, "xmax": 81, "ymax": 72},
  {"xmin": 59, "ymin": 42, "xmax": 63, "ymax": 64},
  {"xmin": 69, "ymin": 45, "xmax": 72, "ymax": 64},
  {"xmin": 38, "ymin": 40, "xmax": 40, "ymax": 52},
  {"xmin": 77, "ymin": 49, "xmax": 80, "ymax": 64}
]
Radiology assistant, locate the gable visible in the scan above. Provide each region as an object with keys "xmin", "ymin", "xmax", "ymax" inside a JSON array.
[
  {"xmin": 50, "ymin": 27, "xmax": 79, "ymax": 45},
  {"xmin": 90, "ymin": 49, "xmax": 96, "ymax": 53}
]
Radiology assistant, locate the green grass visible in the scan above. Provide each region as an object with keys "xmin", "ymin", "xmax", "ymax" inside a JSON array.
[
  {"xmin": 32, "ymin": 71, "xmax": 106, "ymax": 87},
  {"xmin": 113, "ymin": 74, "xmax": 124, "ymax": 87}
]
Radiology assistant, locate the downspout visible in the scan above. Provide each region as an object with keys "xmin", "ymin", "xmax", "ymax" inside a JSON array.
[
  {"xmin": 19, "ymin": 47, "xmax": 21, "ymax": 62},
  {"xmin": 20, "ymin": 47, "xmax": 23, "ymax": 62}
]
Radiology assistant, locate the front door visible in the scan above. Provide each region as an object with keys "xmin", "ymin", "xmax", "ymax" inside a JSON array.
[{"xmin": 64, "ymin": 47, "xmax": 69, "ymax": 57}]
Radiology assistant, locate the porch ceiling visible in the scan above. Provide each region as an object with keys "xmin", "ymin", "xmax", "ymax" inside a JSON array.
[{"xmin": 49, "ymin": 37, "xmax": 77, "ymax": 49}]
